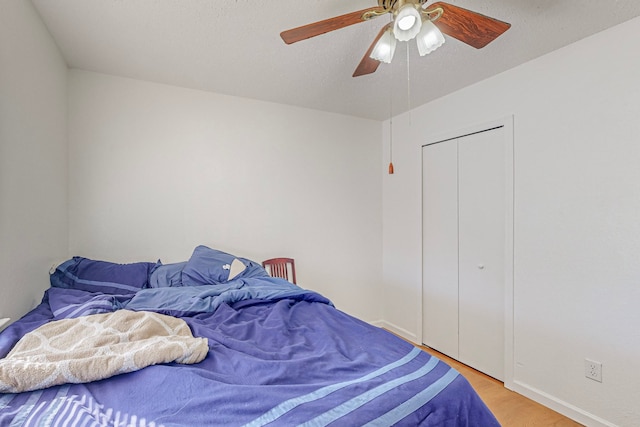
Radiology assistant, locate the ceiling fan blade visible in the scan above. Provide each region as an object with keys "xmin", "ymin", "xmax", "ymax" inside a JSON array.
[
  {"xmin": 429, "ymin": 2, "xmax": 511, "ymax": 49},
  {"xmin": 353, "ymin": 23, "xmax": 392, "ymax": 77},
  {"xmin": 281, "ymin": 7, "xmax": 386, "ymax": 44}
]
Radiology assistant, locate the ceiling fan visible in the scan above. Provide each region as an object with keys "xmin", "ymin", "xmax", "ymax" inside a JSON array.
[{"xmin": 280, "ymin": 0, "xmax": 511, "ymax": 77}]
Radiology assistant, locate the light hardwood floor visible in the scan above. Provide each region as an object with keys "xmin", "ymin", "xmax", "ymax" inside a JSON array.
[{"xmin": 420, "ymin": 346, "xmax": 584, "ymax": 427}]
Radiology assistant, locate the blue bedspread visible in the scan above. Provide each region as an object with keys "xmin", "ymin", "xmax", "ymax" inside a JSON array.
[{"xmin": 0, "ymin": 277, "xmax": 500, "ymax": 426}]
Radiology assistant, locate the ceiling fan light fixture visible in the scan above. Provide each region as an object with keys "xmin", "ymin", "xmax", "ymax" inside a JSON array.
[
  {"xmin": 397, "ymin": 15, "xmax": 416, "ymax": 31},
  {"xmin": 416, "ymin": 19, "xmax": 445, "ymax": 56},
  {"xmin": 393, "ymin": 4, "xmax": 422, "ymax": 41},
  {"xmin": 370, "ymin": 27, "xmax": 397, "ymax": 63}
]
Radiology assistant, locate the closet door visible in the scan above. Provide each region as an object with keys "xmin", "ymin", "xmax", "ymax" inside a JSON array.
[
  {"xmin": 458, "ymin": 128, "xmax": 505, "ymax": 381},
  {"xmin": 422, "ymin": 126, "xmax": 507, "ymax": 381},
  {"xmin": 422, "ymin": 140, "xmax": 459, "ymax": 359}
]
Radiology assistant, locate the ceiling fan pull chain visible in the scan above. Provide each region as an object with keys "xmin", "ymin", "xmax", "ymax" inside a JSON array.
[
  {"xmin": 406, "ymin": 42, "xmax": 412, "ymax": 126},
  {"xmin": 389, "ymin": 43, "xmax": 394, "ymax": 175}
]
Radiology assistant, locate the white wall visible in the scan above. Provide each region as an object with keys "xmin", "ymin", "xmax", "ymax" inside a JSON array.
[
  {"xmin": 0, "ymin": 0, "xmax": 68, "ymax": 323},
  {"xmin": 382, "ymin": 17, "xmax": 640, "ymax": 427},
  {"xmin": 68, "ymin": 70, "xmax": 383, "ymax": 322}
]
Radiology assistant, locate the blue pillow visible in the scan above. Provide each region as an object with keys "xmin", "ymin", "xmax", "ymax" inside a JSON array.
[
  {"xmin": 50, "ymin": 257, "xmax": 156, "ymax": 294},
  {"xmin": 148, "ymin": 262, "xmax": 187, "ymax": 288},
  {"xmin": 181, "ymin": 246, "xmax": 248, "ymax": 286}
]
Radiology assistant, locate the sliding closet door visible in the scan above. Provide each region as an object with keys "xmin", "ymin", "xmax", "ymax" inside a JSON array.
[
  {"xmin": 458, "ymin": 128, "xmax": 505, "ymax": 381},
  {"xmin": 422, "ymin": 140, "xmax": 459, "ymax": 359}
]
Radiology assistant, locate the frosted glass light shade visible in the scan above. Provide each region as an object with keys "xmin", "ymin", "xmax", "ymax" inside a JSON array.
[
  {"xmin": 393, "ymin": 5, "xmax": 422, "ymax": 41},
  {"xmin": 370, "ymin": 28, "xmax": 397, "ymax": 63},
  {"xmin": 417, "ymin": 20, "xmax": 445, "ymax": 56}
]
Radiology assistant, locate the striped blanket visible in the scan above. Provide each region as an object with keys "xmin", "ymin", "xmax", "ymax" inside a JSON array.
[{"xmin": 0, "ymin": 280, "xmax": 500, "ymax": 426}]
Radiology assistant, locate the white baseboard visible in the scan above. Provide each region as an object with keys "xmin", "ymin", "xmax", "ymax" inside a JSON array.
[
  {"xmin": 369, "ymin": 320, "xmax": 617, "ymax": 427},
  {"xmin": 373, "ymin": 320, "xmax": 419, "ymax": 344},
  {"xmin": 368, "ymin": 319, "xmax": 385, "ymax": 328},
  {"xmin": 510, "ymin": 380, "xmax": 618, "ymax": 427}
]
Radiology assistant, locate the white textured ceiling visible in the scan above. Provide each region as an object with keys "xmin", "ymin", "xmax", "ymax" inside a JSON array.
[{"xmin": 31, "ymin": 0, "xmax": 640, "ymax": 121}]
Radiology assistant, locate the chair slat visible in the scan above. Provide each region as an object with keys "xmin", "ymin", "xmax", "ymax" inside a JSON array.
[{"xmin": 262, "ymin": 258, "xmax": 296, "ymax": 285}]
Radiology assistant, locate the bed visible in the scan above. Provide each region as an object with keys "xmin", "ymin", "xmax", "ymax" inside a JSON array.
[{"xmin": 0, "ymin": 245, "xmax": 500, "ymax": 426}]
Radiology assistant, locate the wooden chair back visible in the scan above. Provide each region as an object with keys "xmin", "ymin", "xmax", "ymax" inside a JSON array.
[{"xmin": 262, "ymin": 257, "xmax": 296, "ymax": 285}]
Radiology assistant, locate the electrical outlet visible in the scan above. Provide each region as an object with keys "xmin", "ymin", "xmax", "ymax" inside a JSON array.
[{"xmin": 585, "ymin": 358, "xmax": 602, "ymax": 382}]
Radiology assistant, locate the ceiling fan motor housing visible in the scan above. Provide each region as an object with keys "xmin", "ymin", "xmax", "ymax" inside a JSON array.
[{"xmin": 378, "ymin": 0, "xmax": 428, "ymax": 13}]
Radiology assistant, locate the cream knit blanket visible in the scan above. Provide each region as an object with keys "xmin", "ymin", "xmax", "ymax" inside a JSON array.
[{"xmin": 0, "ymin": 310, "xmax": 208, "ymax": 393}]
